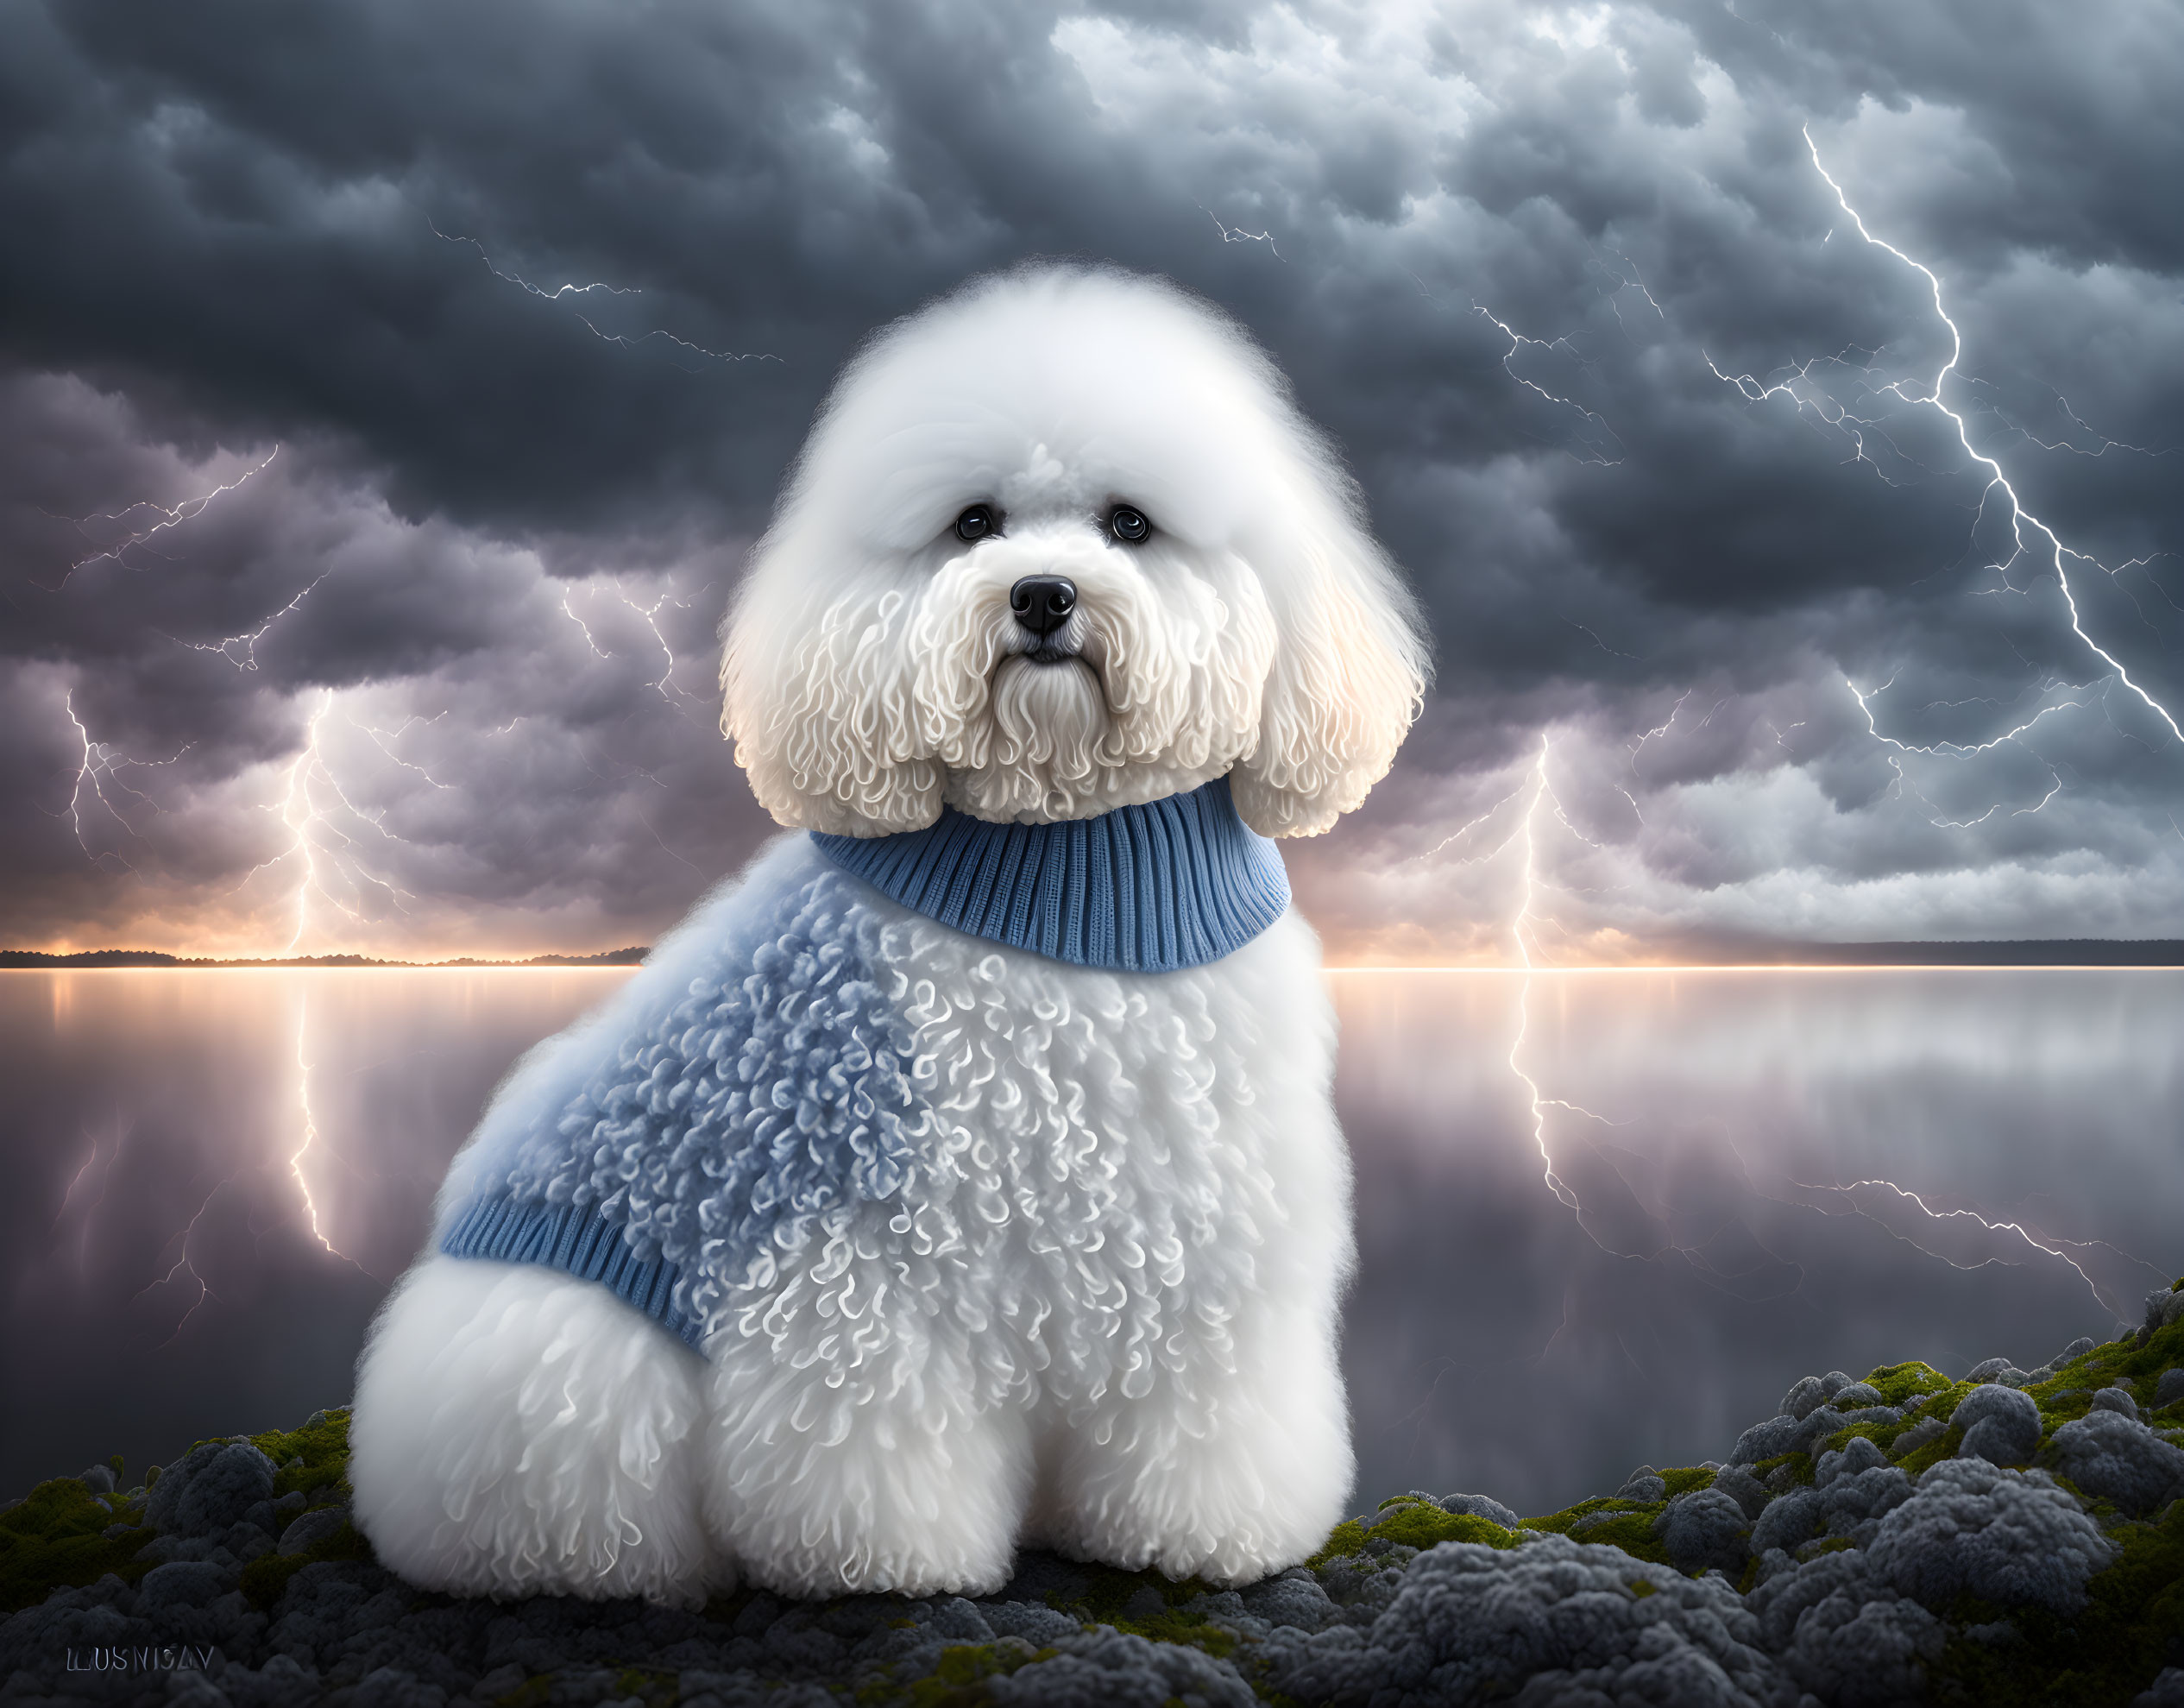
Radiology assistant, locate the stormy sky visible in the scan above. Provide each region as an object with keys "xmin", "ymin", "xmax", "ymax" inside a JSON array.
[{"xmin": 4, "ymin": 0, "xmax": 2181, "ymax": 962}]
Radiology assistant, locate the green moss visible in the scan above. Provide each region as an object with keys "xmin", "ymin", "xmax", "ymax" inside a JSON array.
[
  {"xmin": 1893, "ymin": 1427, "xmax": 1962, "ymax": 1478},
  {"xmin": 1306, "ymin": 1519, "xmax": 1370, "ymax": 1571},
  {"xmin": 1922, "ymin": 1382, "xmax": 1979, "ymax": 1426},
  {"xmin": 1558, "ymin": 1512, "xmax": 1673, "ymax": 1567},
  {"xmin": 0, "ymin": 1478, "xmax": 158, "ymax": 1613},
  {"xmin": 236, "ymin": 1516, "xmax": 375, "ymax": 1610},
  {"xmin": 1519, "ymin": 1495, "xmax": 1649, "ymax": 1536},
  {"xmin": 1308, "ymin": 1496, "xmax": 1522, "ymax": 1571},
  {"xmin": 1033, "ymin": 1561, "xmax": 1241, "ymax": 1660},
  {"xmin": 2097, "ymin": 1317, "xmax": 2184, "ymax": 1392},
  {"xmin": 0, "ymin": 1408, "xmax": 364, "ymax": 1617},
  {"xmin": 1819, "ymin": 1419, "xmax": 1904, "ymax": 1459},
  {"xmin": 1366, "ymin": 1501, "xmax": 1520, "ymax": 1554},
  {"xmin": 1747, "ymin": 1452, "xmax": 1815, "ymax": 1487},
  {"xmin": 1051, "ymin": 1559, "xmax": 1218, "ymax": 1623},
  {"xmin": 1658, "ymin": 1465, "xmax": 1716, "ymax": 1498},
  {"xmin": 1628, "ymin": 1579, "xmax": 1657, "ymax": 1598},
  {"xmin": 1923, "ymin": 1497, "xmax": 2184, "ymax": 1705},
  {"xmin": 1863, "ymin": 1360, "xmax": 1954, "ymax": 1409},
  {"xmin": 1111, "ymin": 1607, "xmax": 1239, "ymax": 1658},
  {"xmin": 853, "ymin": 1641, "xmax": 1057, "ymax": 1708},
  {"xmin": 248, "ymin": 1409, "xmax": 353, "ymax": 1502}
]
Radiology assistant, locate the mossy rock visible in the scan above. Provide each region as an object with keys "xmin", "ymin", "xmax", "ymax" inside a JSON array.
[
  {"xmin": 3, "ymin": 1409, "xmax": 361, "ymax": 1616},
  {"xmin": 856, "ymin": 1640, "xmax": 1062, "ymax": 1708},
  {"xmin": 1028, "ymin": 1558, "xmax": 1240, "ymax": 1658},
  {"xmin": 1310, "ymin": 1496, "xmax": 1520, "ymax": 1572},
  {"xmin": 0, "ymin": 1478, "xmax": 159, "ymax": 1613},
  {"xmin": 1923, "ymin": 1496, "xmax": 2184, "ymax": 1705},
  {"xmin": 1861, "ymin": 1360, "xmax": 1954, "ymax": 1409},
  {"xmin": 249, "ymin": 1407, "xmax": 354, "ymax": 1503},
  {"xmin": 1514, "ymin": 1496, "xmax": 1675, "ymax": 1569},
  {"xmin": 236, "ymin": 1516, "xmax": 376, "ymax": 1610}
]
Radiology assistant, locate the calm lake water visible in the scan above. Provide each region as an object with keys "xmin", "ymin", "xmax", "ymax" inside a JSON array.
[{"xmin": 4, "ymin": 966, "xmax": 2180, "ymax": 1518}]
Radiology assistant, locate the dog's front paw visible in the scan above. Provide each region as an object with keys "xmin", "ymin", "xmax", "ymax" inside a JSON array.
[
  {"xmin": 1039, "ymin": 1368, "xmax": 1355, "ymax": 1586},
  {"xmin": 351, "ymin": 1256, "xmax": 724, "ymax": 1606},
  {"xmin": 701, "ymin": 1349, "xmax": 1030, "ymax": 1599}
]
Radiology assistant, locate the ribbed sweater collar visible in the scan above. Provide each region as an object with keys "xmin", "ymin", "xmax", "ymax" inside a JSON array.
[{"xmin": 810, "ymin": 775, "xmax": 1289, "ymax": 973}]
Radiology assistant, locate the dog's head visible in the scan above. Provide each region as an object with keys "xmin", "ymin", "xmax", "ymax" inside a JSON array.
[{"xmin": 722, "ymin": 265, "xmax": 1428, "ymax": 837}]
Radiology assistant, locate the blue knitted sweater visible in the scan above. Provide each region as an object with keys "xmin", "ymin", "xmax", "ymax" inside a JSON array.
[{"xmin": 435, "ymin": 777, "xmax": 1289, "ymax": 1352}]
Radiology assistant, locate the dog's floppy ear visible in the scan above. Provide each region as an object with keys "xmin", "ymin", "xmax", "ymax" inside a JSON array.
[
  {"xmin": 720, "ymin": 512, "xmax": 942, "ymax": 837},
  {"xmin": 1230, "ymin": 501, "xmax": 1430, "ymax": 839}
]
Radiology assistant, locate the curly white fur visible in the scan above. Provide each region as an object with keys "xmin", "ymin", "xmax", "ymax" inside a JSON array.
[
  {"xmin": 722, "ymin": 265, "xmax": 1426, "ymax": 835},
  {"xmin": 352, "ymin": 263, "xmax": 1426, "ymax": 1604}
]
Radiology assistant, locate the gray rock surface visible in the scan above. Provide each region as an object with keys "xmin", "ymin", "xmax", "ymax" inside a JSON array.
[
  {"xmin": 1711, "ymin": 1464, "xmax": 1771, "ymax": 1522},
  {"xmin": 143, "ymin": 1440, "xmax": 279, "ymax": 1539},
  {"xmin": 1747, "ymin": 1549, "xmax": 1944, "ymax": 1708},
  {"xmin": 276, "ymin": 1505, "xmax": 354, "ymax": 1557},
  {"xmin": 1261, "ymin": 1535, "xmax": 1798, "ymax": 1708},
  {"xmin": 2046, "ymin": 1409, "xmax": 2184, "ymax": 1516},
  {"xmin": 16, "ymin": 1319, "xmax": 2184, "ymax": 1707},
  {"xmin": 1653, "ymin": 1486, "xmax": 1752, "ymax": 1577},
  {"xmin": 1782, "ymin": 1377, "xmax": 1828, "ymax": 1421},
  {"xmin": 2093, "ymin": 1383, "xmax": 2143, "ymax": 1421},
  {"xmin": 1437, "ymin": 1491, "xmax": 1521, "ymax": 1529},
  {"xmin": 1866, "ymin": 1459, "xmax": 2114, "ymax": 1614},
  {"xmin": 1952, "ymin": 1382, "xmax": 2042, "ymax": 1465}
]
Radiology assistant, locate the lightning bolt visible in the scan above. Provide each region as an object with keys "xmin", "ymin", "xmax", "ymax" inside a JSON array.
[
  {"xmin": 1714, "ymin": 128, "xmax": 2182, "ymax": 810},
  {"xmin": 1198, "ymin": 205, "xmax": 1283, "ymax": 259},
  {"xmin": 1589, "ymin": 246, "xmax": 1666, "ymax": 334},
  {"xmin": 1774, "ymin": 1174, "xmax": 2164, "ymax": 1323},
  {"xmin": 1470, "ymin": 302, "xmax": 1627, "ymax": 465},
  {"xmin": 560, "ymin": 577, "xmax": 694, "ymax": 709},
  {"xmin": 53, "ymin": 1121, "xmax": 127, "ymax": 1276},
  {"xmin": 132, "ymin": 1177, "xmax": 237, "ymax": 1346},
  {"xmin": 50, "ymin": 690, "xmax": 193, "ymax": 872},
  {"xmin": 1847, "ymin": 673, "xmax": 2088, "ymax": 827},
  {"xmin": 51, "ymin": 447, "xmax": 278, "ymax": 586},
  {"xmin": 165, "ymin": 572, "xmax": 329, "ymax": 671},
  {"xmin": 1504, "ymin": 743, "xmax": 1578, "ymax": 1209},
  {"xmin": 434, "ymin": 223, "xmax": 782, "ymax": 364},
  {"xmin": 287, "ymin": 996, "xmax": 343, "ymax": 1256},
  {"xmin": 230, "ymin": 688, "xmax": 416, "ymax": 954},
  {"xmin": 1464, "ymin": 736, "xmax": 2145, "ymax": 1314},
  {"xmin": 1957, "ymin": 373, "xmax": 2177, "ymax": 461},
  {"xmin": 344, "ymin": 709, "xmax": 454, "ymax": 790},
  {"xmin": 1402, "ymin": 268, "xmax": 1627, "ymax": 463}
]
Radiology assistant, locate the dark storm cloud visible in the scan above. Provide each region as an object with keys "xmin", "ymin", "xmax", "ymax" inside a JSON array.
[{"xmin": 2, "ymin": 0, "xmax": 2179, "ymax": 957}]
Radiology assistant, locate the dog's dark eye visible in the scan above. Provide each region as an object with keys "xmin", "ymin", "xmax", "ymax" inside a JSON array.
[
  {"xmin": 1109, "ymin": 505, "xmax": 1150, "ymax": 545},
  {"xmin": 954, "ymin": 504, "xmax": 1000, "ymax": 544}
]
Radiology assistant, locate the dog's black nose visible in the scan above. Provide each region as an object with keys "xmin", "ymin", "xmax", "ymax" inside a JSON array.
[{"xmin": 1009, "ymin": 576, "xmax": 1078, "ymax": 640}]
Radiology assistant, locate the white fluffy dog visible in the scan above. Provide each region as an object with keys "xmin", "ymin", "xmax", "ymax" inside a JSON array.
[{"xmin": 349, "ymin": 265, "xmax": 1427, "ymax": 1606}]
